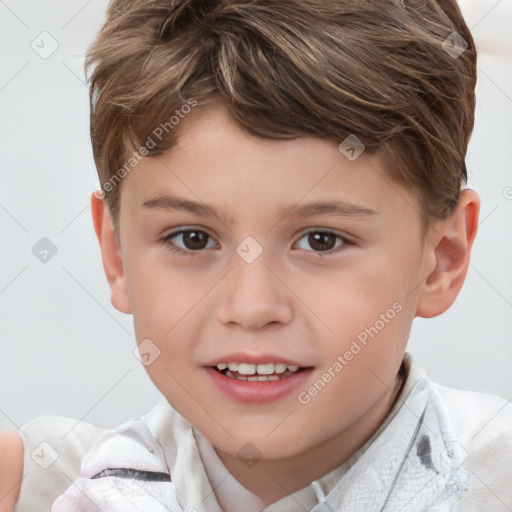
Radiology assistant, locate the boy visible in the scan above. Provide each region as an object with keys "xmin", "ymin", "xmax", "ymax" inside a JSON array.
[{"xmin": 2, "ymin": 0, "xmax": 511, "ymax": 510}]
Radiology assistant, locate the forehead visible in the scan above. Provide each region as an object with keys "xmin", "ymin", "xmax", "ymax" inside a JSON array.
[{"xmin": 120, "ymin": 104, "xmax": 421, "ymax": 227}]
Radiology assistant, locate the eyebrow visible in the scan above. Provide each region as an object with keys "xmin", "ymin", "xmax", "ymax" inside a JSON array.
[{"xmin": 141, "ymin": 195, "xmax": 378, "ymax": 220}]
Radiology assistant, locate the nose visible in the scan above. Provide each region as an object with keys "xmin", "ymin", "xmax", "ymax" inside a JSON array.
[{"xmin": 216, "ymin": 250, "xmax": 293, "ymax": 331}]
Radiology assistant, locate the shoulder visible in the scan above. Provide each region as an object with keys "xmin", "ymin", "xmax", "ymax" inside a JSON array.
[
  {"xmin": 433, "ymin": 383, "xmax": 512, "ymax": 511},
  {"xmin": 11, "ymin": 414, "xmax": 109, "ymax": 512},
  {"xmin": 0, "ymin": 431, "xmax": 23, "ymax": 512},
  {"xmin": 10, "ymin": 401, "xmax": 170, "ymax": 512},
  {"xmin": 404, "ymin": 354, "xmax": 511, "ymax": 447},
  {"xmin": 433, "ymin": 384, "xmax": 512, "ymax": 445}
]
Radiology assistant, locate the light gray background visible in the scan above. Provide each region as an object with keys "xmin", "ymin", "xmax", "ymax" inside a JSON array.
[{"xmin": 0, "ymin": 0, "xmax": 511, "ymax": 431}]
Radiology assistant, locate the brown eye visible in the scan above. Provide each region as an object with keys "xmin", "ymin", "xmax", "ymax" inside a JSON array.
[
  {"xmin": 180, "ymin": 230, "xmax": 209, "ymax": 250},
  {"xmin": 296, "ymin": 230, "xmax": 348, "ymax": 255},
  {"xmin": 164, "ymin": 229, "xmax": 216, "ymax": 255},
  {"xmin": 308, "ymin": 232, "xmax": 337, "ymax": 251}
]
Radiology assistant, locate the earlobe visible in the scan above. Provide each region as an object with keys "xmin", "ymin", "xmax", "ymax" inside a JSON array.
[
  {"xmin": 91, "ymin": 191, "xmax": 132, "ymax": 314},
  {"xmin": 416, "ymin": 189, "xmax": 480, "ymax": 318}
]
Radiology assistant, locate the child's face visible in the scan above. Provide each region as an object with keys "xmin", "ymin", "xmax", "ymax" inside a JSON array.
[{"xmin": 115, "ymin": 104, "xmax": 433, "ymax": 460}]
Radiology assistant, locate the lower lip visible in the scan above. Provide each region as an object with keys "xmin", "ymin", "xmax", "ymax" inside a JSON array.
[{"xmin": 205, "ymin": 367, "xmax": 313, "ymax": 404}]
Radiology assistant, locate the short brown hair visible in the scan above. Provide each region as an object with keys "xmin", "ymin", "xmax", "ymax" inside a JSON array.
[{"xmin": 86, "ymin": 0, "xmax": 477, "ymax": 232}]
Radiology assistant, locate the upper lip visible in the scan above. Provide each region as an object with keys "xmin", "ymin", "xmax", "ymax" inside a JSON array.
[{"xmin": 204, "ymin": 352, "xmax": 306, "ymax": 367}]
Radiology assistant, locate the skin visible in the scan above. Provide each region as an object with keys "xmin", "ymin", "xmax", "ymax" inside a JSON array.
[
  {"xmin": 0, "ymin": 103, "xmax": 480, "ymax": 510},
  {"xmin": 0, "ymin": 433, "xmax": 23, "ymax": 512}
]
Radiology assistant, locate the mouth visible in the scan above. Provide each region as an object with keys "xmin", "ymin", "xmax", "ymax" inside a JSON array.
[
  {"xmin": 213, "ymin": 362, "xmax": 306, "ymax": 381},
  {"xmin": 206, "ymin": 360, "xmax": 313, "ymax": 403}
]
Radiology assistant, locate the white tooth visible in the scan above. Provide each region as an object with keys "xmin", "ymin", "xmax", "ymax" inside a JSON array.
[
  {"xmin": 238, "ymin": 363, "xmax": 256, "ymax": 375},
  {"xmin": 228, "ymin": 363, "xmax": 239, "ymax": 371},
  {"xmin": 274, "ymin": 363, "xmax": 287, "ymax": 374},
  {"xmin": 256, "ymin": 363, "xmax": 274, "ymax": 375},
  {"xmin": 268, "ymin": 375, "xmax": 280, "ymax": 381},
  {"xmin": 287, "ymin": 365, "xmax": 299, "ymax": 372},
  {"xmin": 257, "ymin": 375, "xmax": 271, "ymax": 381},
  {"xmin": 247, "ymin": 375, "xmax": 259, "ymax": 381},
  {"xmin": 216, "ymin": 363, "xmax": 227, "ymax": 370}
]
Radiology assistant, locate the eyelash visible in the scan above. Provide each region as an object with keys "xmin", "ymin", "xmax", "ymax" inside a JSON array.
[{"xmin": 161, "ymin": 229, "xmax": 353, "ymax": 258}]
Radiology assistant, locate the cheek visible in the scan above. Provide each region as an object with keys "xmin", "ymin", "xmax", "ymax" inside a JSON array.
[
  {"xmin": 292, "ymin": 254, "xmax": 415, "ymax": 393},
  {"xmin": 295, "ymin": 259, "xmax": 409, "ymax": 341},
  {"xmin": 294, "ymin": 306, "xmax": 411, "ymax": 438},
  {"xmin": 124, "ymin": 249, "xmax": 203, "ymax": 336}
]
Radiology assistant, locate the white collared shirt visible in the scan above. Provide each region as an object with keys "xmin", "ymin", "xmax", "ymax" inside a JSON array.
[{"xmin": 15, "ymin": 353, "xmax": 512, "ymax": 512}]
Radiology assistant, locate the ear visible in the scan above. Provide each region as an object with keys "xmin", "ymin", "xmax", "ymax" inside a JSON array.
[
  {"xmin": 91, "ymin": 191, "xmax": 132, "ymax": 314},
  {"xmin": 416, "ymin": 189, "xmax": 480, "ymax": 318}
]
